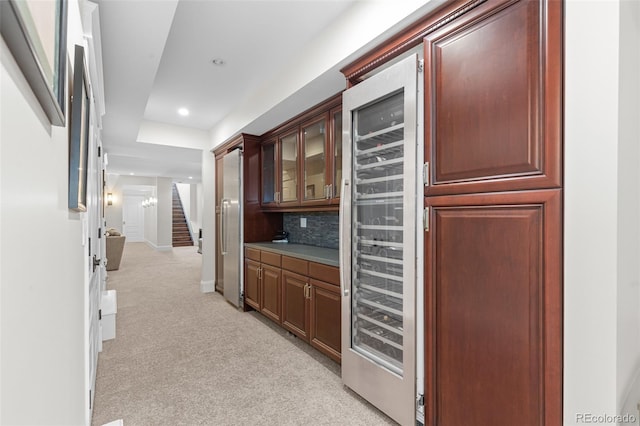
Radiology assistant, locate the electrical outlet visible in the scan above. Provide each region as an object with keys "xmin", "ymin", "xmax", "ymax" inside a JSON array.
[{"xmin": 300, "ymin": 217, "xmax": 307, "ymax": 228}]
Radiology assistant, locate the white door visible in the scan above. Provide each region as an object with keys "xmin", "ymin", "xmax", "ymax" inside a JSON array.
[{"xmin": 123, "ymin": 195, "xmax": 144, "ymax": 242}]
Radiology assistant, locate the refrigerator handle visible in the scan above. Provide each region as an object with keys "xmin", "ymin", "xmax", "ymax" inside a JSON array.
[
  {"xmin": 339, "ymin": 178, "xmax": 349, "ymax": 297},
  {"xmin": 220, "ymin": 199, "xmax": 229, "ymax": 255}
]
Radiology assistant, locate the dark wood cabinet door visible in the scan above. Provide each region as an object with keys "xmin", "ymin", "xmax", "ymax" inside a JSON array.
[
  {"xmin": 424, "ymin": 0, "xmax": 562, "ymax": 196},
  {"xmin": 281, "ymin": 270, "xmax": 309, "ymax": 341},
  {"xmin": 309, "ymin": 279, "xmax": 341, "ymax": 363},
  {"xmin": 244, "ymin": 259, "xmax": 260, "ymax": 311},
  {"xmin": 261, "ymin": 140, "xmax": 277, "ymax": 206},
  {"xmin": 261, "ymin": 264, "xmax": 282, "ymax": 324},
  {"xmin": 424, "ymin": 189, "xmax": 561, "ymax": 426}
]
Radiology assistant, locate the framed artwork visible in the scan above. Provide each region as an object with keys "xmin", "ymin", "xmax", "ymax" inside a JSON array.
[
  {"xmin": 69, "ymin": 45, "xmax": 90, "ymax": 212},
  {"xmin": 0, "ymin": 0, "xmax": 67, "ymax": 126}
]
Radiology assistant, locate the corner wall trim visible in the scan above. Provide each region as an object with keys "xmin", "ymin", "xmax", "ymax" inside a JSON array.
[
  {"xmin": 200, "ymin": 280, "xmax": 215, "ymax": 293},
  {"xmin": 145, "ymin": 241, "xmax": 173, "ymax": 252}
]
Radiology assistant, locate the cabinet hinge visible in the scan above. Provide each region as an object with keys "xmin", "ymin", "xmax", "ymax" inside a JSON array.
[
  {"xmin": 423, "ymin": 162, "xmax": 429, "ymax": 187},
  {"xmin": 423, "ymin": 207, "xmax": 430, "ymax": 231},
  {"xmin": 418, "ymin": 59, "xmax": 424, "ymax": 73},
  {"xmin": 97, "ymin": 146, "xmax": 101, "ymax": 157},
  {"xmin": 98, "ymin": 227, "xmax": 102, "ymax": 239},
  {"xmin": 98, "ymin": 309, "xmax": 102, "ymax": 320}
]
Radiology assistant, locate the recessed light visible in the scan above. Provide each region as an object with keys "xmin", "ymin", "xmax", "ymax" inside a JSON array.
[
  {"xmin": 129, "ymin": 172, "xmax": 134, "ymax": 175},
  {"xmin": 211, "ymin": 58, "xmax": 225, "ymax": 66},
  {"xmin": 178, "ymin": 107, "xmax": 189, "ymax": 116},
  {"xmin": 188, "ymin": 176, "xmax": 193, "ymax": 180}
]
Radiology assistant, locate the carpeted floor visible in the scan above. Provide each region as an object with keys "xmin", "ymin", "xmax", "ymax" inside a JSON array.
[{"xmin": 91, "ymin": 242, "xmax": 396, "ymax": 425}]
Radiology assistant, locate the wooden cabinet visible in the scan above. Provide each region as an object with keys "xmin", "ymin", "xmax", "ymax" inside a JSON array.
[
  {"xmin": 260, "ymin": 94, "xmax": 342, "ymax": 210},
  {"xmin": 246, "ymin": 247, "xmax": 341, "ymax": 362},
  {"xmin": 281, "ymin": 255, "xmax": 341, "ymax": 363},
  {"xmin": 243, "ymin": 248, "xmax": 282, "ymax": 324},
  {"xmin": 424, "ymin": 189, "xmax": 561, "ymax": 426},
  {"xmin": 341, "ymin": 0, "xmax": 562, "ymax": 423},
  {"xmin": 279, "ymin": 131, "xmax": 299, "ymax": 206},
  {"xmin": 423, "ymin": 0, "xmax": 561, "ymax": 197},
  {"xmin": 420, "ymin": 1, "xmax": 563, "ymax": 425},
  {"xmin": 308, "ymin": 262, "xmax": 341, "ymax": 362},
  {"xmin": 328, "ymin": 106, "xmax": 343, "ymax": 205},
  {"xmin": 261, "ymin": 141, "xmax": 277, "ymax": 206},
  {"xmin": 301, "ymin": 116, "xmax": 328, "ymax": 205},
  {"xmin": 244, "ymin": 257, "xmax": 260, "ymax": 311},
  {"xmin": 282, "ymin": 269, "xmax": 309, "ymax": 339}
]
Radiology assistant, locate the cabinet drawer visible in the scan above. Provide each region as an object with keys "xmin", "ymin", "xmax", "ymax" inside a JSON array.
[
  {"xmin": 260, "ymin": 250, "xmax": 281, "ymax": 267},
  {"xmin": 282, "ymin": 256, "xmax": 308, "ymax": 275},
  {"xmin": 245, "ymin": 247, "xmax": 260, "ymax": 261},
  {"xmin": 309, "ymin": 262, "xmax": 339, "ymax": 286}
]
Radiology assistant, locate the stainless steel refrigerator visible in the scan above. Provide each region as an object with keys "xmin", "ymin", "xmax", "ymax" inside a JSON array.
[
  {"xmin": 340, "ymin": 54, "xmax": 421, "ymax": 426},
  {"xmin": 220, "ymin": 148, "xmax": 243, "ymax": 308}
]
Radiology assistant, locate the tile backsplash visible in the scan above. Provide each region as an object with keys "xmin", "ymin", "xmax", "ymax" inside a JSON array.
[{"xmin": 283, "ymin": 212, "xmax": 339, "ymax": 249}]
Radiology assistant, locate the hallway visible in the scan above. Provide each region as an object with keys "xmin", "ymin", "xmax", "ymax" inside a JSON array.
[{"xmin": 92, "ymin": 243, "xmax": 394, "ymax": 425}]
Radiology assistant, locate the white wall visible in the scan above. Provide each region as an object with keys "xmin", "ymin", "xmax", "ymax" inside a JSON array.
[
  {"xmin": 0, "ymin": 0, "xmax": 95, "ymax": 423},
  {"xmin": 137, "ymin": 120, "xmax": 210, "ymax": 150},
  {"xmin": 565, "ymin": 0, "xmax": 640, "ymax": 423},
  {"xmin": 156, "ymin": 177, "xmax": 173, "ymax": 250},
  {"xmin": 618, "ymin": 0, "xmax": 640, "ymax": 416},
  {"xmin": 200, "ymin": 150, "xmax": 215, "ymax": 292},
  {"xmin": 104, "ymin": 175, "xmax": 156, "ymax": 230},
  {"xmin": 208, "ymin": 0, "xmax": 443, "ymax": 148}
]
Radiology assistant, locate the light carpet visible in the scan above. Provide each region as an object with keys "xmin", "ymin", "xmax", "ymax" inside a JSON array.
[{"xmin": 91, "ymin": 242, "xmax": 396, "ymax": 426}]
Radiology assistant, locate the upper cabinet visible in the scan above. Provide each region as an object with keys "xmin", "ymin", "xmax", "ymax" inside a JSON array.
[
  {"xmin": 423, "ymin": 0, "xmax": 562, "ymax": 196},
  {"xmin": 301, "ymin": 116, "xmax": 327, "ymax": 205},
  {"xmin": 279, "ymin": 130, "xmax": 300, "ymax": 206},
  {"xmin": 261, "ymin": 94, "xmax": 342, "ymax": 210}
]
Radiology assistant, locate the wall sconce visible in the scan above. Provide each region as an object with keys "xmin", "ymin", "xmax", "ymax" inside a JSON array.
[{"xmin": 107, "ymin": 193, "xmax": 113, "ymax": 206}]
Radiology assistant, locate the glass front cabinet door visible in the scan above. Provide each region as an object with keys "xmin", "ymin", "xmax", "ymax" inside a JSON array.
[
  {"xmin": 279, "ymin": 131, "xmax": 299, "ymax": 205},
  {"xmin": 261, "ymin": 140, "xmax": 277, "ymax": 206},
  {"xmin": 331, "ymin": 107, "xmax": 342, "ymax": 204},
  {"xmin": 302, "ymin": 117, "xmax": 328, "ymax": 205}
]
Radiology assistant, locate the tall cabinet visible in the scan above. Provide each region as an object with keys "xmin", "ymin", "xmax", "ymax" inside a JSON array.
[{"xmin": 342, "ymin": 0, "xmax": 562, "ymax": 424}]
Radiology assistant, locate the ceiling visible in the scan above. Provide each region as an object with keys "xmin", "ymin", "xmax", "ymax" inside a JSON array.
[{"xmin": 93, "ymin": 0, "xmax": 441, "ymax": 184}]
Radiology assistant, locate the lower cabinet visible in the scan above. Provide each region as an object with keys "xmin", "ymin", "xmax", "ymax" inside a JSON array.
[
  {"xmin": 281, "ymin": 255, "xmax": 341, "ymax": 363},
  {"xmin": 309, "ymin": 278, "xmax": 341, "ymax": 362},
  {"xmin": 245, "ymin": 247, "xmax": 341, "ymax": 363},
  {"xmin": 243, "ymin": 247, "xmax": 282, "ymax": 324}
]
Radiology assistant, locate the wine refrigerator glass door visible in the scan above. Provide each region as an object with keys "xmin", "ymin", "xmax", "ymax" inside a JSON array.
[{"xmin": 340, "ymin": 54, "xmax": 418, "ymax": 426}]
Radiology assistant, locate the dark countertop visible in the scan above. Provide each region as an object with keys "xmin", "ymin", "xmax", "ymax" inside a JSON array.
[{"xmin": 244, "ymin": 242, "xmax": 339, "ymax": 267}]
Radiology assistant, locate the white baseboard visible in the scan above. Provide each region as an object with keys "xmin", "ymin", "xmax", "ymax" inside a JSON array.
[
  {"xmin": 102, "ymin": 420, "xmax": 123, "ymax": 426},
  {"xmin": 144, "ymin": 240, "xmax": 172, "ymax": 252},
  {"xmin": 621, "ymin": 365, "xmax": 640, "ymax": 419},
  {"xmin": 200, "ymin": 280, "xmax": 215, "ymax": 293}
]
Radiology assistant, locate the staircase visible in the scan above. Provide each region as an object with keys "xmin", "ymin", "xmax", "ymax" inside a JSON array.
[{"xmin": 172, "ymin": 184, "xmax": 193, "ymax": 247}]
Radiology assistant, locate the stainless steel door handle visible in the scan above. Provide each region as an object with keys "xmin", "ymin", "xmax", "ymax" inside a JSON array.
[
  {"xmin": 339, "ymin": 178, "xmax": 349, "ymax": 297},
  {"xmin": 220, "ymin": 199, "xmax": 229, "ymax": 255}
]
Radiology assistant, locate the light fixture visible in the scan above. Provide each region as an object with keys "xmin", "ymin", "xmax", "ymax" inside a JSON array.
[
  {"xmin": 107, "ymin": 193, "xmax": 113, "ymax": 206},
  {"xmin": 188, "ymin": 176, "xmax": 193, "ymax": 180},
  {"xmin": 211, "ymin": 58, "xmax": 225, "ymax": 66},
  {"xmin": 129, "ymin": 172, "xmax": 134, "ymax": 176},
  {"xmin": 178, "ymin": 107, "xmax": 189, "ymax": 116}
]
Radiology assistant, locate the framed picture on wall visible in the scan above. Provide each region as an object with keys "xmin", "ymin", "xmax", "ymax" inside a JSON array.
[
  {"xmin": 68, "ymin": 45, "xmax": 90, "ymax": 212},
  {"xmin": 0, "ymin": 0, "xmax": 67, "ymax": 126}
]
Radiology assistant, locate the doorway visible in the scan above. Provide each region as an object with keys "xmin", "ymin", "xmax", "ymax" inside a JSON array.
[{"xmin": 122, "ymin": 194, "xmax": 145, "ymax": 242}]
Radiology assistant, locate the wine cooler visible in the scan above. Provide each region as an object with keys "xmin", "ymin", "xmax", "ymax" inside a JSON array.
[{"xmin": 340, "ymin": 54, "xmax": 420, "ymax": 426}]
